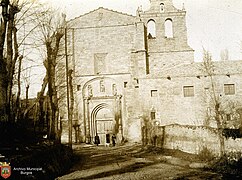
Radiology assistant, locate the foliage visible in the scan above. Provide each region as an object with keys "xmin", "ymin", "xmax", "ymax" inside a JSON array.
[
  {"xmin": 197, "ymin": 146, "xmax": 215, "ymax": 162},
  {"xmin": 211, "ymin": 152, "xmax": 242, "ymax": 179}
]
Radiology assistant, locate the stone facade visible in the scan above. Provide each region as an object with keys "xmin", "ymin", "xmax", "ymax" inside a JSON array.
[{"xmin": 57, "ymin": 0, "xmax": 242, "ymax": 146}]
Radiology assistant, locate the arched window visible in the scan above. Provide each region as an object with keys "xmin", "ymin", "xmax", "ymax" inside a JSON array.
[
  {"xmin": 160, "ymin": 3, "xmax": 164, "ymax": 12},
  {"xmin": 147, "ymin": 19, "xmax": 156, "ymax": 39},
  {"xmin": 165, "ymin": 18, "xmax": 173, "ymax": 38}
]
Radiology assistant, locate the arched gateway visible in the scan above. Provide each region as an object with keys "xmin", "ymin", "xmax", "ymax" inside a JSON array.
[
  {"xmin": 91, "ymin": 103, "xmax": 114, "ymax": 145},
  {"xmin": 82, "ymin": 77, "xmax": 123, "ymax": 144}
]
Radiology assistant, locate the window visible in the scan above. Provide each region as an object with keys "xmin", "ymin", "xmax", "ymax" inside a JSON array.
[
  {"xmin": 77, "ymin": 85, "xmax": 81, "ymax": 91},
  {"xmin": 151, "ymin": 90, "xmax": 158, "ymax": 97},
  {"xmin": 147, "ymin": 20, "xmax": 156, "ymax": 39},
  {"xmin": 165, "ymin": 18, "xmax": 173, "ymax": 38},
  {"xmin": 124, "ymin": 82, "xmax": 128, "ymax": 88},
  {"xmin": 183, "ymin": 86, "xmax": 194, "ymax": 97},
  {"xmin": 151, "ymin": 111, "xmax": 156, "ymax": 120},
  {"xmin": 226, "ymin": 114, "xmax": 231, "ymax": 121},
  {"xmin": 224, "ymin": 84, "xmax": 235, "ymax": 95},
  {"xmin": 160, "ymin": 3, "xmax": 164, "ymax": 12},
  {"xmin": 94, "ymin": 53, "xmax": 107, "ymax": 74}
]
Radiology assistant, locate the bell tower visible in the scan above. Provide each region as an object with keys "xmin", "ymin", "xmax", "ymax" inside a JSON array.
[
  {"xmin": 149, "ymin": 0, "xmax": 177, "ymax": 13},
  {"xmin": 139, "ymin": 0, "xmax": 194, "ymax": 73}
]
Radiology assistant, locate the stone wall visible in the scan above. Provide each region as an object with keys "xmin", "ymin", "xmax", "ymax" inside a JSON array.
[
  {"xmin": 67, "ymin": 7, "xmax": 140, "ymax": 76},
  {"xmin": 141, "ymin": 0, "xmax": 194, "ymax": 68},
  {"xmin": 139, "ymin": 63, "xmax": 242, "ymax": 128},
  {"xmin": 56, "ymin": 0, "xmax": 242, "ymax": 146},
  {"xmin": 149, "ymin": 124, "xmax": 242, "ymax": 156}
]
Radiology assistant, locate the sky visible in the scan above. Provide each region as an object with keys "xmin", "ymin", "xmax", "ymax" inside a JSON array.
[{"xmin": 27, "ymin": 0, "xmax": 242, "ymax": 97}]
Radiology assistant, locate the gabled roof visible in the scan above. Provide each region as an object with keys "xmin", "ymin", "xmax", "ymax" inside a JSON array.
[
  {"xmin": 67, "ymin": 7, "xmax": 136, "ymax": 28},
  {"xmin": 69, "ymin": 7, "xmax": 135, "ymax": 22}
]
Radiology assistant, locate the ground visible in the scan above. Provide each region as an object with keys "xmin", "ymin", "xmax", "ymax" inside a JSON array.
[{"xmin": 56, "ymin": 144, "xmax": 223, "ymax": 180}]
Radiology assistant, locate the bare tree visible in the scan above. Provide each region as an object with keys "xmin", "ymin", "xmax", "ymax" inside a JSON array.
[
  {"xmin": 0, "ymin": 0, "xmax": 12, "ymax": 121},
  {"xmin": 201, "ymin": 49, "xmax": 225, "ymax": 155},
  {"xmin": 15, "ymin": 54, "xmax": 23, "ymax": 121},
  {"xmin": 33, "ymin": 6, "xmax": 65, "ymax": 140},
  {"xmin": 0, "ymin": 0, "xmax": 42, "ymax": 122},
  {"xmin": 68, "ymin": 69, "xmax": 74, "ymax": 145}
]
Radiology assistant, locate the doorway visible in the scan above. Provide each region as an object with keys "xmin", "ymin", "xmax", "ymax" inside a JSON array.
[{"xmin": 95, "ymin": 108, "xmax": 114, "ymax": 145}]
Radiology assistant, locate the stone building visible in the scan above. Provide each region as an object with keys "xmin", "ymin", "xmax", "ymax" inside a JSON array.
[{"xmin": 57, "ymin": 0, "xmax": 242, "ymax": 145}]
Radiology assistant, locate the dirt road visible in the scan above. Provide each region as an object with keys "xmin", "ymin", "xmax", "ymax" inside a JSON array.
[{"xmin": 56, "ymin": 144, "xmax": 222, "ymax": 180}]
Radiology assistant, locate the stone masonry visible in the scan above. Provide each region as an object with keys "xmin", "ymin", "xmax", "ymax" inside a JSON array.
[{"xmin": 57, "ymin": 0, "xmax": 242, "ymax": 147}]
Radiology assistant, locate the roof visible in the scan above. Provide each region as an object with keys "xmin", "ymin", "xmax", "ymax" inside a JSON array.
[
  {"xmin": 67, "ymin": 7, "xmax": 136, "ymax": 28},
  {"xmin": 69, "ymin": 7, "xmax": 135, "ymax": 22}
]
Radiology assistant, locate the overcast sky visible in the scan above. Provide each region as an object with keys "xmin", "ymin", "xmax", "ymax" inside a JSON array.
[{"xmin": 40, "ymin": 0, "xmax": 242, "ymax": 61}]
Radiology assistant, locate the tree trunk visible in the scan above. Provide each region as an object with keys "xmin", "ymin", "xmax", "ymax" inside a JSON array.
[
  {"xmin": 25, "ymin": 84, "xmax": 29, "ymax": 107},
  {"xmin": 6, "ymin": 7, "xmax": 14, "ymax": 121},
  {"xmin": 46, "ymin": 32, "xmax": 64, "ymax": 140},
  {"xmin": 15, "ymin": 55, "xmax": 23, "ymax": 122},
  {"xmin": 46, "ymin": 42, "xmax": 55, "ymax": 139},
  {"xmin": 68, "ymin": 69, "xmax": 74, "ymax": 144},
  {"xmin": 6, "ymin": 6, "xmax": 19, "ymax": 122},
  {"xmin": 0, "ymin": 11, "xmax": 9, "ymax": 122},
  {"xmin": 38, "ymin": 75, "xmax": 48, "ymax": 131},
  {"xmin": 215, "ymin": 102, "xmax": 225, "ymax": 156}
]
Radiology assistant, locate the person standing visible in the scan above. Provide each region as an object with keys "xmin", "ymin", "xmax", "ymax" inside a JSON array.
[
  {"xmin": 105, "ymin": 134, "xmax": 110, "ymax": 147},
  {"xmin": 112, "ymin": 134, "xmax": 116, "ymax": 147},
  {"xmin": 95, "ymin": 134, "xmax": 100, "ymax": 146}
]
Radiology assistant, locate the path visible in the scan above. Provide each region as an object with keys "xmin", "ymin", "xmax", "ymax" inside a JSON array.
[{"xmin": 56, "ymin": 144, "xmax": 222, "ymax": 180}]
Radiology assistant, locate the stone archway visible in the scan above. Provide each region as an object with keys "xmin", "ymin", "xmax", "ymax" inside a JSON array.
[
  {"xmin": 91, "ymin": 103, "xmax": 115, "ymax": 145},
  {"xmin": 82, "ymin": 77, "xmax": 123, "ymax": 144}
]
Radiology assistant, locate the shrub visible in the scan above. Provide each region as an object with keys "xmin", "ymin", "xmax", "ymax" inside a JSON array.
[{"xmin": 197, "ymin": 146, "xmax": 215, "ymax": 162}]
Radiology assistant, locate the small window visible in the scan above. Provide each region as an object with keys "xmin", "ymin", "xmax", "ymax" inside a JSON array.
[
  {"xmin": 226, "ymin": 114, "xmax": 231, "ymax": 121},
  {"xmin": 183, "ymin": 86, "xmax": 194, "ymax": 97},
  {"xmin": 151, "ymin": 111, "xmax": 156, "ymax": 120},
  {"xmin": 224, "ymin": 84, "xmax": 235, "ymax": 95},
  {"xmin": 124, "ymin": 82, "xmax": 128, "ymax": 88},
  {"xmin": 77, "ymin": 85, "xmax": 81, "ymax": 91},
  {"xmin": 151, "ymin": 90, "xmax": 158, "ymax": 97},
  {"xmin": 160, "ymin": 3, "xmax": 164, "ymax": 12}
]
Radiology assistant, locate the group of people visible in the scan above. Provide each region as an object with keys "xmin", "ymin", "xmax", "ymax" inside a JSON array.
[{"xmin": 94, "ymin": 133, "xmax": 116, "ymax": 147}]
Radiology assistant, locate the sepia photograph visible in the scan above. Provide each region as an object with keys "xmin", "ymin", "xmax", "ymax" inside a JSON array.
[{"xmin": 0, "ymin": 0, "xmax": 242, "ymax": 179}]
